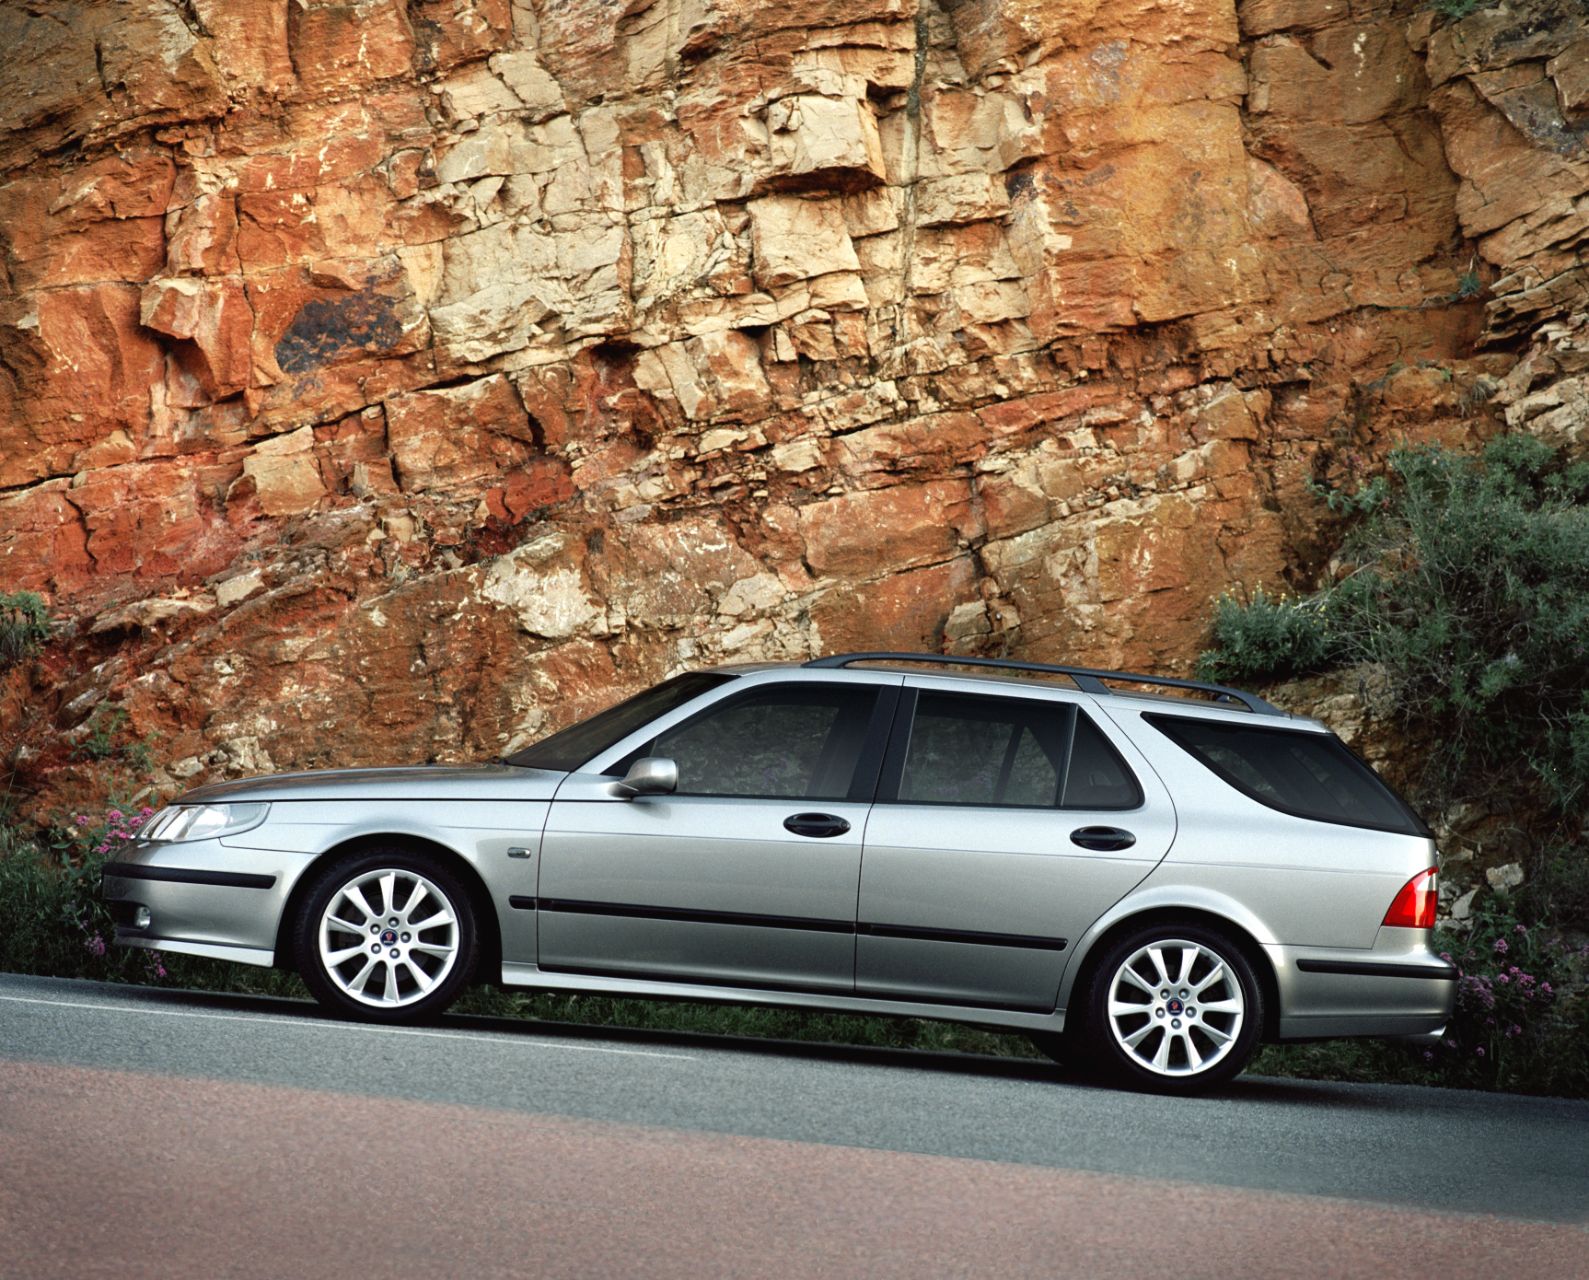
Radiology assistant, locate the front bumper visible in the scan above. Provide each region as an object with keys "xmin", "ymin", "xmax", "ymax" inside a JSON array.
[
  {"xmin": 1267, "ymin": 932, "xmax": 1457, "ymax": 1041},
  {"xmin": 101, "ymin": 837, "xmax": 313, "ymax": 968}
]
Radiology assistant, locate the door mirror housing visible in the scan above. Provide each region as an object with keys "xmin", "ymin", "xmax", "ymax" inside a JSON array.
[{"xmin": 609, "ymin": 756, "xmax": 678, "ymax": 799}]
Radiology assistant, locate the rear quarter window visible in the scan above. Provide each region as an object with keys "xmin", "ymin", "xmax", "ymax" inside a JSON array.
[{"xmin": 1144, "ymin": 714, "xmax": 1428, "ymax": 836}]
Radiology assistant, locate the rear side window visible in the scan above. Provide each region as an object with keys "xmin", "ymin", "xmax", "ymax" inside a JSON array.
[
  {"xmin": 893, "ymin": 692, "xmax": 1142, "ymax": 810},
  {"xmin": 1145, "ymin": 714, "xmax": 1427, "ymax": 835}
]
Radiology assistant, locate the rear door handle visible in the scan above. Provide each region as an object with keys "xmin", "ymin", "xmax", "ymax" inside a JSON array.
[
  {"xmin": 1069, "ymin": 825, "xmax": 1137, "ymax": 852},
  {"xmin": 784, "ymin": 812, "xmax": 852, "ymax": 839}
]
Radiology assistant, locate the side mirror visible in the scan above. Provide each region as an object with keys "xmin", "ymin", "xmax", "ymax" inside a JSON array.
[{"xmin": 610, "ymin": 756, "xmax": 678, "ymax": 799}]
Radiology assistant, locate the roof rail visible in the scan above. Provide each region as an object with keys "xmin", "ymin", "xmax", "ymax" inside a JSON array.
[{"xmin": 803, "ymin": 652, "xmax": 1285, "ymax": 715}]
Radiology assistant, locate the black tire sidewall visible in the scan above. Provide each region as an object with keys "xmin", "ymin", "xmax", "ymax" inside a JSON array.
[
  {"xmin": 295, "ymin": 849, "xmax": 479, "ymax": 1024},
  {"xmin": 1083, "ymin": 923, "xmax": 1263, "ymax": 1095}
]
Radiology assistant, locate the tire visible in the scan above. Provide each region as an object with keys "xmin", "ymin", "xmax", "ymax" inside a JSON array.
[
  {"xmin": 1078, "ymin": 923, "xmax": 1263, "ymax": 1095},
  {"xmin": 295, "ymin": 849, "xmax": 479, "ymax": 1024}
]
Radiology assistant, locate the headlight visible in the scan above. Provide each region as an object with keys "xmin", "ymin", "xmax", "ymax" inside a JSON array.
[{"xmin": 141, "ymin": 802, "xmax": 270, "ymax": 843}]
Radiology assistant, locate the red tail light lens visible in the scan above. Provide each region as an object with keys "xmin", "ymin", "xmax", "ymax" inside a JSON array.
[{"xmin": 1383, "ymin": 867, "xmax": 1438, "ymax": 929}]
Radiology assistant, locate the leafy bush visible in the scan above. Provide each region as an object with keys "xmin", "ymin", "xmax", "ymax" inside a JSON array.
[
  {"xmin": 0, "ymin": 806, "xmax": 167, "ymax": 983},
  {"xmin": 1326, "ymin": 436, "xmax": 1589, "ymax": 812},
  {"xmin": 1195, "ymin": 587, "xmax": 1341, "ymax": 684},
  {"xmin": 0, "ymin": 590, "xmax": 49, "ymax": 666}
]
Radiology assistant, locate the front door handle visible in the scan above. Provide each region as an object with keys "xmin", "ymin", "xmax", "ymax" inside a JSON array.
[
  {"xmin": 784, "ymin": 812, "xmax": 851, "ymax": 839},
  {"xmin": 1070, "ymin": 825, "xmax": 1137, "ymax": 852}
]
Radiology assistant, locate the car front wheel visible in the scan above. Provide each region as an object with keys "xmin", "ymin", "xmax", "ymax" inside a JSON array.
[
  {"xmin": 1082, "ymin": 924, "xmax": 1263, "ymax": 1094},
  {"xmin": 296, "ymin": 851, "xmax": 478, "ymax": 1023}
]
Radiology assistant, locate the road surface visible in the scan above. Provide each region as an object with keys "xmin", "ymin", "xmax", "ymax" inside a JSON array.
[{"xmin": 1, "ymin": 973, "xmax": 1584, "ymax": 1277}]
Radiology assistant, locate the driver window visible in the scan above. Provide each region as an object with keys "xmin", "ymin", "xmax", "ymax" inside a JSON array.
[{"xmin": 634, "ymin": 686, "xmax": 878, "ymax": 800}]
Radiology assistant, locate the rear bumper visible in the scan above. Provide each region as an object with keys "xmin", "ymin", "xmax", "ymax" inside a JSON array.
[{"xmin": 1267, "ymin": 938, "xmax": 1457, "ymax": 1041}]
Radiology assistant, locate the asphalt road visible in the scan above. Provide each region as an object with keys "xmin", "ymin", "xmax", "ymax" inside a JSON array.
[{"xmin": 1, "ymin": 973, "xmax": 1585, "ymax": 1278}]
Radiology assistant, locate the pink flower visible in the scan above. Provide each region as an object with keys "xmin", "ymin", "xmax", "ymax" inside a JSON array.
[
  {"xmin": 106, "ymin": 809, "xmax": 122, "ymax": 822},
  {"xmin": 74, "ymin": 815, "xmax": 90, "ymax": 827},
  {"xmin": 85, "ymin": 935, "xmax": 106, "ymax": 957},
  {"xmin": 139, "ymin": 806, "xmax": 155, "ymax": 817},
  {"xmin": 1514, "ymin": 923, "xmax": 1528, "ymax": 934},
  {"xmin": 1494, "ymin": 938, "xmax": 1509, "ymax": 955},
  {"xmin": 1497, "ymin": 974, "xmax": 1510, "ymax": 985},
  {"xmin": 1509, "ymin": 1024, "xmax": 1522, "ymax": 1037},
  {"xmin": 1475, "ymin": 1046, "xmax": 1486, "ymax": 1057},
  {"xmin": 1541, "ymin": 982, "xmax": 1554, "ymax": 997},
  {"xmin": 94, "ymin": 842, "xmax": 110, "ymax": 854}
]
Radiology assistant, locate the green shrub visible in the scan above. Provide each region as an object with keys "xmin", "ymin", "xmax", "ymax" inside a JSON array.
[
  {"xmin": 1195, "ymin": 587, "xmax": 1340, "ymax": 684},
  {"xmin": 70, "ymin": 705, "xmax": 154, "ymax": 772},
  {"xmin": 1327, "ymin": 436, "xmax": 1589, "ymax": 812},
  {"xmin": 0, "ymin": 590, "xmax": 49, "ymax": 666}
]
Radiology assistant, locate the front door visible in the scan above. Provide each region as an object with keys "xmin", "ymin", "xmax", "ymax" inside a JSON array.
[
  {"xmin": 536, "ymin": 681, "xmax": 896, "ymax": 991},
  {"xmin": 857, "ymin": 684, "xmax": 1177, "ymax": 1010}
]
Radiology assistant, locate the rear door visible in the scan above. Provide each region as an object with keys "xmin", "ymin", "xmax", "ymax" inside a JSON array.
[
  {"xmin": 856, "ymin": 681, "xmax": 1176, "ymax": 1010},
  {"xmin": 536, "ymin": 678, "xmax": 898, "ymax": 992}
]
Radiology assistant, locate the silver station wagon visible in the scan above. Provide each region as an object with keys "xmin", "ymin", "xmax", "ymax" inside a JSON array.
[{"xmin": 103, "ymin": 653, "xmax": 1455, "ymax": 1093}]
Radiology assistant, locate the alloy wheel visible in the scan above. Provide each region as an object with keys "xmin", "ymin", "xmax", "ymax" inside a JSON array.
[
  {"xmin": 316, "ymin": 868, "xmax": 461, "ymax": 1009},
  {"xmin": 1104, "ymin": 938, "xmax": 1246, "ymax": 1078}
]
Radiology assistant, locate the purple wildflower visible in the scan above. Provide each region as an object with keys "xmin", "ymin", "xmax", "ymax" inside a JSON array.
[
  {"xmin": 1494, "ymin": 938, "xmax": 1509, "ymax": 956},
  {"xmin": 74, "ymin": 814, "xmax": 90, "ymax": 827},
  {"xmin": 1475, "ymin": 1046, "xmax": 1486, "ymax": 1058},
  {"xmin": 85, "ymin": 935, "xmax": 106, "ymax": 957}
]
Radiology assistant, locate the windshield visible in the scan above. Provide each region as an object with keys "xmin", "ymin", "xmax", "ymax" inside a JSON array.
[{"xmin": 502, "ymin": 672, "xmax": 734, "ymax": 772}]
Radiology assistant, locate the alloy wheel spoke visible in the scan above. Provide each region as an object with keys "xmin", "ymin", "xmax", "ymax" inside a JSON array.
[
  {"xmin": 1192, "ymin": 963, "xmax": 1227, "ymax": 997},
  {"xmin": 1122, "ymin": 1023, "xmax": 1157, "ymax": 1050},
  {"xmin": 1109, "ymin": 1000, "xmax": 1152, "ymax": 1020},
  {"xmin": 343, "ymin": 885, "xmax": 378, "ymax": 924},
  {"xmin": 347, "ymin": 955, "xmax": 378, "ymax": 993},
  {"xmin": 326, "ymin": 915, "xmax": 367, "ymax": 938},
  {"xmin": 403, "ymin": 960, "xmax": 434, "ymax": 993},
  {"xmin": 378, "ymin": 872, "xmax": 398, "ymax": 918},
  {"xmin": 1176, "ymin": 946, "xmax": 1197, "ymax": 988},
  {"xmin": 1199, "ymin": 999, "xmax": 1242, "ymax": 1015},
  {"xmin": 325, "ymin": 943, "xmax": 367, "ymax": 966},
  {"xmin": 1151, "ymin": 1030, "xmax": 1173, "ymax": 1070},
  {"xmin": 1118, "ymin": 966, "xmax": 1156, "ymax": 997},
  {"xmin": 401, "ymin": 880, "xmax": 429, "ymax": 920},
  {"xmin": 1147, "ymin": 947, "xmax": 1171, "ymax": 987},
  {"xmin": 410, "ymin": 942, "xmax": 455, "ymax": 959},
  {"xmin": 411, "ymin": 910, "xmax": 455, "ymax": 933},
  {"xmin": 1183, "ymin": 1032, "xmax": 1204, "ymax": 1071},
  {"xmin": 383, "ymin": 960, "xmax": 400, "ymax": 1003},
  {"xmin": 1198, "ymin": 1022, "xmax": 1233, "ymax": 1045}
]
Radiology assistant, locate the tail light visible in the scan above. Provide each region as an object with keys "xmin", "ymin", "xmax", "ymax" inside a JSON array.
[{"xmin": 1383, "ymin": 867, "xmax": 1438, "ymax": 929}]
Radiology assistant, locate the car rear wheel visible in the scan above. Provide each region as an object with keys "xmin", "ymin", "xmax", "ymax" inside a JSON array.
[
  {"xmin": 1081, "ymin": 923, "xmax": 1262, "ymax": 1094},
  {"xmin": 296, "ymin": 850, "xmax": 478, "ymax": 1024}
]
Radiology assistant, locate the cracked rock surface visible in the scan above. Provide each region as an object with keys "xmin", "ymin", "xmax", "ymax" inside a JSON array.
[{"xmin": 0, "ymin": 0, "xmax": 1585, "ymax": 796}]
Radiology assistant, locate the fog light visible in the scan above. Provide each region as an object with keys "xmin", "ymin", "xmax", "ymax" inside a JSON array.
[{"xmin": 133, "ymin": 906, "xmax": 152, "ymax": 930}]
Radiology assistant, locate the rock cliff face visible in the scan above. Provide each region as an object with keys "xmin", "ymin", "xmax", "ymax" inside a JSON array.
[{"xmin": 0, "ymin": 0, "xmax": 1584, "ymax": 790}]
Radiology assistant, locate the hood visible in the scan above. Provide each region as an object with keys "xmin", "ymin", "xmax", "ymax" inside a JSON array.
[{"xmin": 179, "ymin": 763, "xmax": 569, "ymax": 804}]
